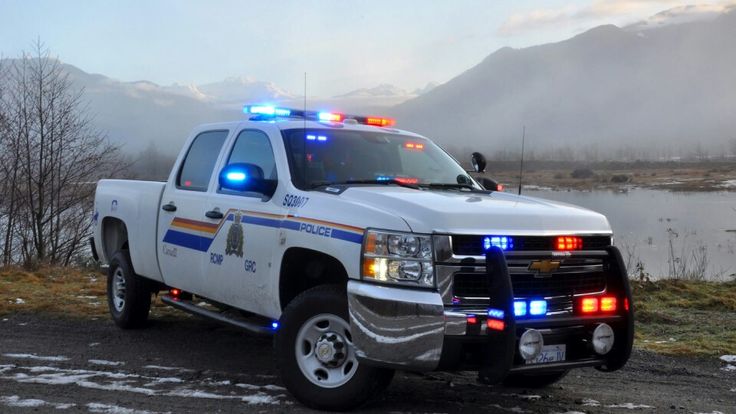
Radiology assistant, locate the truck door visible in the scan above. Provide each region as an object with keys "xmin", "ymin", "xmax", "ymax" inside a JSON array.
[
  {"xmin": 157, "ymin": 129, "xmax": 230, "ymax": 295},
  {"xmin": 203, "ymin": 129, "xmax": 285, "ymax": 315}
]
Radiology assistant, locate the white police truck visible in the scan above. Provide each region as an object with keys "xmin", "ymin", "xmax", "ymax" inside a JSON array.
[{"xmin": 91, "ymin": 105, "xmax": 633, "ymax": 411}]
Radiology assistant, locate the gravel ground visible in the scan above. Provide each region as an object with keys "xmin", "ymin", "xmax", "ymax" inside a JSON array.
[{"xmin": 0, "ymin": 313, "xmax": 733, "ymax": 414}]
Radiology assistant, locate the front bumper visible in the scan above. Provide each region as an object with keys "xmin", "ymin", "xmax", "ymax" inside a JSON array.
[{"xmin": 347, "ymin": 246, "xmax": 634, "ymax": 377}]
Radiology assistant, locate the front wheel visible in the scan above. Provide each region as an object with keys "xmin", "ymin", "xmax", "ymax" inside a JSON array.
[
  {"xmin": 107, "ymin": 250, "xmax": 151, "ymax": 329},
  {"xmin": 275, "ymin": 285, "xmax": 394, "ymax": 411}
]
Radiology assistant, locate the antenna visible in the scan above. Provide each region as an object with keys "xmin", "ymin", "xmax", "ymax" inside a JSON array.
[
  {"xmin": 303, "ymin": 72, "xmax": 307, "ymax": 133},
  {"xmin": 517, "ymin": 125, "xmax": 526, "ymax": 195}
]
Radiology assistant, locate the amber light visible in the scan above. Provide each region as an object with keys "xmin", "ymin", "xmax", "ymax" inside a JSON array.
[
  {"xmin": 365, "ymin": 117, "xmax": 395, "ymax": 127},
  {"xmin": 580, "ymin": 297, "xmax": 599, "ymax": 313},
  {"xmin": 600, "ymin": 296, "xmax": 617, "ymax": 312},
  {"xmin": 486, "ymin": 319, "xmax": 505, "ymax": 331},
  {"xmin": 556, "ymin": 236, "xmax": 583, "ymax": 251}
]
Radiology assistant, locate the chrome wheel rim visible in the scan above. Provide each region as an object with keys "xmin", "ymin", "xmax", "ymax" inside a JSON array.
[
  {"xmin": 295, "ymin": 313, "xmax": 358, "ymax": 388},
  {"xmin": 111, "ymin": 268, "xmax": 126, "ymax": 312}
]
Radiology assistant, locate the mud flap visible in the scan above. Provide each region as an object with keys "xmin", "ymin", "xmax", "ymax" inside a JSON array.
[
  {"xmin": 597, "ymin": 245, "xmax": 635, "ymax": 372},
  {"xmin": 478, "ymin": 247, "xmax": 516, "ymax": 384}
]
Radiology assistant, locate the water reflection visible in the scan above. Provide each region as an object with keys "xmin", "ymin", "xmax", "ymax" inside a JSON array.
[{"xmin": 525, "ymin": 189, "xmax": 736, "ymax": 280}]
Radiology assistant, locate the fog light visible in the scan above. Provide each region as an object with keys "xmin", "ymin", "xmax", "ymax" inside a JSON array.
[
  {"xmin": 592, "ymin": 323, "xmax": 615, "ymax": 355},
  {"xmin": 519, "ymin": 329, "xmax": 544, "ymax": 361}
]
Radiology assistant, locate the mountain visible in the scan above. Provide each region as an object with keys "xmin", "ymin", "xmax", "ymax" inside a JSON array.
[
  {"xmin": 335, "ymin": 83, "xmax": 410, "ymax": 98},
  {"xmin": 390, "ymin": 7, "xmax": 736, "ymax": 157}
]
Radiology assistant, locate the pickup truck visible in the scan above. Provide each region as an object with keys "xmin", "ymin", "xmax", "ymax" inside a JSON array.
[{"xmin": 91, "ymin": 105, "xmax": 633, "ymax": 411}]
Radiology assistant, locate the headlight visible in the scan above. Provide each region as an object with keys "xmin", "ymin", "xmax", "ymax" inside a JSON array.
[{"xmin": 361, "ymin": 230, "xmax": 434, "ymax": 288}]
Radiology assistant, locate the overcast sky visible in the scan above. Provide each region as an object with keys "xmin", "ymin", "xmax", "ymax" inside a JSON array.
[{"xmin": 0, "ymin": 0, "xmax": 731, "ymax": 96}]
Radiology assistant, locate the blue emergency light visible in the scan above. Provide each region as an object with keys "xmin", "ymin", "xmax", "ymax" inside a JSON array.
[
  {"xmin": 483, "ymin": 236, "xmax": 513, "ymax": 251},
  {"xmin": 513, "ymin": 299, "xmax": 548, "ymax": 317}
]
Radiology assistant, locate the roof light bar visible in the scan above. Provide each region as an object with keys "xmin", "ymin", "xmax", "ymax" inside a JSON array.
[
  {"xmin": 242, "ymin": 104, "xmax": 396, "ymax": 127},
  {"xmin": 318, "ymin": 112, "xmax": 344, "ymax": 122},
  {"xmin": 365, "ymin": 117, "xmax": 395, "ymax": 127}
]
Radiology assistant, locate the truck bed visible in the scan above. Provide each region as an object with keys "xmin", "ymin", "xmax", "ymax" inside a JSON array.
[{"xmin": 93, "ymin": 179, "xmax": 167, "ymax": 282}]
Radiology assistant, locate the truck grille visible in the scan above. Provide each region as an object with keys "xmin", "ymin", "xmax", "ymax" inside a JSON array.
[
  {"xmin": 451, "ymin": 235, "xmax": 611, "ymax": 256},
  {"xmin": 453, "ymin": 271, "xmax": 606, "ymax": 299}
]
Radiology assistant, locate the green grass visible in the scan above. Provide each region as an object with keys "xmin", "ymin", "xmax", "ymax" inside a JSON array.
[{"xmin": 1, "ymin": 266, "xmax": 734, "ymax": 356}]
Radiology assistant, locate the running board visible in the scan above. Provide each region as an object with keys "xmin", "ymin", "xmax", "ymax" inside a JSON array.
[{"xmin": 160, "ymin": 294, "xmax": 274, "ymax": 336}]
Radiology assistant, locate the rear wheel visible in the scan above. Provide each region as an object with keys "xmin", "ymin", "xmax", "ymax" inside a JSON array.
[
  {"xmin": 275, "ymin": 285, "xmax": 394, "ymax": 411},
  {"xmin": 503, "ymin": 370, "xmax": 568, "ymax": 388},
  {"xmin": 107, "ymin": 250, "xmax": 151, "ymax": 329}
]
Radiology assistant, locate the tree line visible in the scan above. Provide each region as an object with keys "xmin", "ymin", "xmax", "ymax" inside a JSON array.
[{"xmin": 0, "ymin": 43, "xmax": 125, "ymax": 267}]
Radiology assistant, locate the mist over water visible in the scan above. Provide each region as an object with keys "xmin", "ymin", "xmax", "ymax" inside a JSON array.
[{"xmin": 526, "ymin": 189, "xmax": 736, "ymax": 280}]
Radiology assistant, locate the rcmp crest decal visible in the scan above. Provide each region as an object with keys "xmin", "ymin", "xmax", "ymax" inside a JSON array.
[{"xmin": 225, "ymin": 212, "xmax": 244, "ymax": 257}]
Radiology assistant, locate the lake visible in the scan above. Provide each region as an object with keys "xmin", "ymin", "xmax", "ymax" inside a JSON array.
[{"xmin": 525, "ymin": 188, "xmax": 736, "ymax": 280}]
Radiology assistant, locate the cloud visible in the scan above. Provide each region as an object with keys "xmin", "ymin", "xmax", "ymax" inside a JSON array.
[{"xmin": 498, "ymin": 0, "xmax": 735, "ymax": 36}]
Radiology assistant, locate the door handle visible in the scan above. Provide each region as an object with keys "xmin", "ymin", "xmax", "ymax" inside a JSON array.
[
  {"xmin": 205, "ymin": 210, "xmax": 224, "ymax": 219},
  {"xmin": 161, "ymin": 203, "xmax": 177, "ymax": 212}
]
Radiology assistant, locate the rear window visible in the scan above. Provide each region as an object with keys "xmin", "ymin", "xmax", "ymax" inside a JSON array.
[{"xmin": 176, "ymin": 130, "xmax": 229, "ymax": 191}]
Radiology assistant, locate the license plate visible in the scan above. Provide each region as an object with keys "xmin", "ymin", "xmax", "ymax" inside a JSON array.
[{"xmin": 526, "ymin": 344, "xmax": 566, "ymax": 364}]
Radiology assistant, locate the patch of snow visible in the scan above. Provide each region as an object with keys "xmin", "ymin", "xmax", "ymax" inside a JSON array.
[
  {"xmin": 693, "ymin": 411, "xmax": 725, "ymax": 414},
  {"xmin": 18, "ymin": 322, "xmax": 27, "ymax": 326},
  {"xmin": 605, "ymin": 403, "xmax": 655, "ymax": 409},
  {"xmin": 89, "ymin": 342, "xmax": 101, "ymax": 347},
  {"xmin": 721, "ymin": 364, "xmax": 736, "ymax": 372},
  {"xmin": 14, "ymin": 298, "xmax": 25, "ymax": 304},
  {"xmin": 143, "ymin": 365, "xmax": 194, "ymax": 372},
  {"xmin": 2, "ymin": 353, "xmax": 69, "ymax": 362},
  {"xmin": 0, "ymin": 395, "xmax": 75, "ymax": 409},
  {"xmin": 241, "ymin": 393, "xmax": 281, "ymax": 405},
  {"xmin": 89, "ymin": 359, "xmax": 125, "ymax": 366},
  {"xmin": 262, "ymin": 384, "xmax": 286, "ymax": 391},
  {"xmin": 489, "ymin": 404, "xmax": 527, "ymax": 413},
  {"xmin": 144, "ymin": 377, "xmax": 184, "ymax": 385},
  {"xmin": 87, "ymin": 402, "xmax": 168, "ymax": 414},
  {"xmin": 582, "ymin": 399, "xmax": 601, "ymax": 406},
  {"xmin": 553, "ymin": 412, "xmax": 587, "ymax": 414},
  {"xmin": 719, "ymin": 355, "xmax": 736, "ymax": 363}
]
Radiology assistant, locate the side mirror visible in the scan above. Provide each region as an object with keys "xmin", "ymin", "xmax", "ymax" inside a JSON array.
[
  {"xmin": 219, "ymin": 163, "xmax": 276, "ymax": 197},
  {"xmin": 480, "ymin": 177, "xmax": 504, "ymax": 192},
  {"xmin": 471, "ymin": 152, "xmax": 487, "ymax": 173}
]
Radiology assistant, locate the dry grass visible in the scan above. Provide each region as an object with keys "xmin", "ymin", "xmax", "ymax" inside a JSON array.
[
  {"xmin": 0, "ymin": 266, "xmax": 178, "ymax": 319},
  {"xmin": 632, "ymin": 279, "xmax": 736, "ymax": 356},
  {"xmin": 2, "ymin": 266, "xmax": 734, "ymax": 356}
]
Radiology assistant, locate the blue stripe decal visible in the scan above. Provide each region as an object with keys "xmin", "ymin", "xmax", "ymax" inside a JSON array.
[
  {"xmin": 243, "ymin": 215, "xmax": 282, "ymax": 229},
  {"xmin": 163, "ymin": 214, "xmax": 364, "ymax": 250},
  {"xmin": 331, "ymin": 228, "xmax": 364, "ymax": 244},
  {"xmin": 162, "ymin": 230, "xmax": 213, "ymax": 252},
  {"xmin": 280, "ymin": 220, "xmax": 302, "ymax": 231}
]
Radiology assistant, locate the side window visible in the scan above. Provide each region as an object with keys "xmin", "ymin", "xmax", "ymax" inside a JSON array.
[
  {"xmin": 226, "ymin": 130, "xmax": 277, "ymax": 180},
  {"xmin": 177, "ymin": 130, "xmax": 229, "ymax": 191}
]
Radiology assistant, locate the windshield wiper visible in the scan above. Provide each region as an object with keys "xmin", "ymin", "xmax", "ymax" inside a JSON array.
[
  {"xmin": 424, "ymin": 183, "xmax": 477, "ymax": 190},
  {"xmin": 310, "ymin": 179, "xmax": 420, "ymax": 190}
]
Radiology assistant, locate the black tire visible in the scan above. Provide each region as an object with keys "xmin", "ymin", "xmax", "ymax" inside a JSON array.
[
  {"xmin": 275, "ymin": 285, "xmax": 394, "ymax": 411},
  {"xmin": 502, "ymin": 370, "xmax": 568, "ymax": 388},
  {"xmin": 107, "ymin": 250, "xmax": 151, "ymax": 329}
]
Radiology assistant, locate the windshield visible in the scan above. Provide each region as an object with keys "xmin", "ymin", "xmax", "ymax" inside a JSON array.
[
  {"xmin": 282, "ymin": 128, "xmax": 479, "ymax": 190},
  {"xmin": 283, "ymin": 129, "xmax": 480, "ymax": 189}
]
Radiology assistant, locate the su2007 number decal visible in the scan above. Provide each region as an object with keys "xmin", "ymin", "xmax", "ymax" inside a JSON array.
[{"xmin": 283, "ymin": 194, "xmax": 309, "ymax": 208}]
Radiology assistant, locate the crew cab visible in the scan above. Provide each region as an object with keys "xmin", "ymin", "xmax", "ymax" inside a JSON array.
[{"xmin": 91, "ymin": 105, "xmax": 633, "ymax": 411}]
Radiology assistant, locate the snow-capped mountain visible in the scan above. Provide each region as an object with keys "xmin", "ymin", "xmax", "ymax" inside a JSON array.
[
  {"xmin": 390, "ymin": 6, "xmax": 736, "ymax": 155},
  {"xmin": 626, "ymin": 3, "xmax": 735, "ymax": 31}
]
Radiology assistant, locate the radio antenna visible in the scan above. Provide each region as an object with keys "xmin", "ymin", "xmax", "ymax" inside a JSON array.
[
  {"xmin": 517, "ymin": 125, "xmax": 526, "ymax": 195},
  {"xmin": 303, "ymin": 72, "xmax": 307, "ymax": 132}
]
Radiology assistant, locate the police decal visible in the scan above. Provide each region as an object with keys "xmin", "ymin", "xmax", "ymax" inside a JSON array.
[{"xmin": 225, "ymin": 211, "xmax": 244, "ymax": 257}]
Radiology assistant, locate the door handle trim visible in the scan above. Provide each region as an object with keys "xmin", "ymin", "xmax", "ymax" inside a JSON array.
[
  {"xmin": 205, "ymin": 210, "xmax": 224, "ymax": 219},
  {"xmin": 161, "ymin": 203, "xmax": 177, "ymax": 212}
]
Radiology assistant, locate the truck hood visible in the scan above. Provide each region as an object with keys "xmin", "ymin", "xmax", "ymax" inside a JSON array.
[{"xmin": 338, "ymin": 187, "xmax": 611, "ymax": 235}]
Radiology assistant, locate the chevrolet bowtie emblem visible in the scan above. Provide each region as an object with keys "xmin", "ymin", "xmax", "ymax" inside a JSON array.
[{"xmin": 528, "ymin": 259, "xmax": 561, "ymax": 274}]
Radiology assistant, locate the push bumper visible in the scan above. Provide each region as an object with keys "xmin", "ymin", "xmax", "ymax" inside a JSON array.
[{"xmin": 347, "ymin": 246, "xmax": 634, "ymax": 377}]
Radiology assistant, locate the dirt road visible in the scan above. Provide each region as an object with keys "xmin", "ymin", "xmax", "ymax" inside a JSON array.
[{"xmin": 0, "ymin": 313, "xmax": 733, "ymax": 413}]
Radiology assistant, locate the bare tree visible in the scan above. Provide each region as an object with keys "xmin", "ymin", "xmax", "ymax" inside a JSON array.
[{"xmin": 0, "ymin": 42, "xmax": 125, "ymax": 267}]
